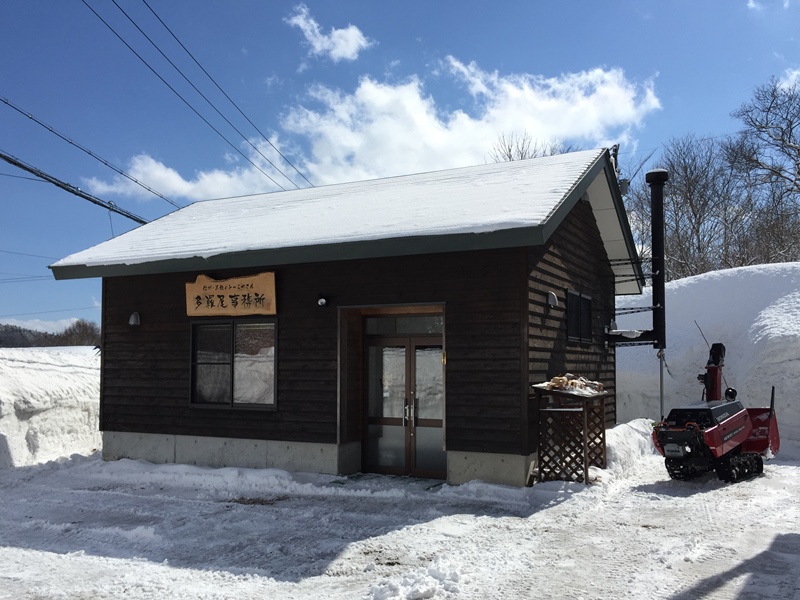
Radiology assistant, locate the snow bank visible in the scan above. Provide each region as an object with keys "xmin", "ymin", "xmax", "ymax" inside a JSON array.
[
  {"xmin": 0, "ymin": 347, "xmax": 101, "ymax": 468},
  {"xmin": 616, "ymin": 262, "xmax": 800, "ymax": 442}
]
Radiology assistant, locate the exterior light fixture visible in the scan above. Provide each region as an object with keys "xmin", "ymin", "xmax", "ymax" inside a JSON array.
[
  {"xmin": 546, "ymin": 291, "xmax": 560, "ymax": 308},
  {"xmin": 317, "ymin": 296, "xmax": 327, "ymax": 307},
  {"xmin": 128, "ymin": 311, "xmax": 141, "ymax": 326}
]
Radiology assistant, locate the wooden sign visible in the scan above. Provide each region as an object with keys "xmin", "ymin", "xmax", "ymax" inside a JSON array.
[{"xmin": 186, "ymin": 273, "xmax": 276, "ymax": 317}]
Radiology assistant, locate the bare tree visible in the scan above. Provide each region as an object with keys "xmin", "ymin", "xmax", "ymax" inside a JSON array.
[
  {"xmin": 51, "ymin": 319, "xmax": 101, "ymax": 346},
  {"xmin": 489, "ymin": 131, "xmax": 577, "ymax": 162},
  {"xmin": 727, "ymin": 78, "xmax": 800, "ymax": 263},
  {"xmin": 731, "ymin": 77, "xmax": 800, "ymax": 202},
  {"xmin": 625, "ymin": 135, "xmax": 752, "ymax": 281}
]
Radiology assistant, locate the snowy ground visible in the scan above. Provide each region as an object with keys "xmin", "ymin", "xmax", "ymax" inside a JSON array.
[
  {"xmin": 0, "ymin": 422, "xmax": 798, "ymax": 599},
  {"xmin": 1, "ymin": 263, "xmax": 799, "ymax": 599}
]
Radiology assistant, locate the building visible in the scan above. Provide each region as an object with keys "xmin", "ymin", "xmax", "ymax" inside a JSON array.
[{"xmin": 51, "ymin": 148, "xmax": 644, "ymax": 486}]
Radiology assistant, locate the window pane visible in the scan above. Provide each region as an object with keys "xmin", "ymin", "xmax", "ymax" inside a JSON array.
[
  {"xmin": 233, "ymin": 322, "xmax": 276, "ymax": 405},
  {"xmin": 367, "ymin": 346, "xmax": 405, "ymax": 419},
  {"xmin": 195, "ymin": 324, "xmax": 231, "ymax": 363},
  {"xmin": 194, "ymin": 364, "xmax": 231, "ymax": 404},
  {"xmin": 396, "ymin": 316, "xmax": 443, "ymax": 335},
  {"xmin": 415, "ymin": 426, "xmax": 446, "ymax": 471},
  {"xmin": 366, "ymin": 316, "xmax": 443, "ymax": 335},
  {"xmin": 416, "ymin": 347, "xmax": 443, "ymax": 420},
  {"xmin": 580, "ymin": 295, "xmax": 592, "ymax": 342},
  {"xmin": 566, "ymin": 291, "xmax": 580, "ymax": 340},
  {"xmin": 367, "ymin": 424, "xmax": 406, "ymax": 468}
]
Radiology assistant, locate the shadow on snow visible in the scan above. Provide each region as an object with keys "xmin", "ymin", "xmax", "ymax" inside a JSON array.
[{"xmin": 0, "ymin": 454, "xmax": 576, "ymax": 582}]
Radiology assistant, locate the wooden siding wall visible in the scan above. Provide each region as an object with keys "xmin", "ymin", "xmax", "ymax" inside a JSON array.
[
  {"xmin": 101, "ymin": 247, "xmax": 528, "ymax": 455},
  {"xmin": 526, "ymin": 200, "xmax": 618, "ymax": 455}
]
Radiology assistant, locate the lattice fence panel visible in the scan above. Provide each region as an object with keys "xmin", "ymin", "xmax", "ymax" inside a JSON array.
[
  {"xmin": 535, "ymin": 392, "xmax": 608, "ymax": 484},
  {"xmin": 585, "ymin": 402, "xmax": 607, "ymax": 470},
  {"xmin": 539, "ymin": 409, "xmax": 586, "ymax": 482}
]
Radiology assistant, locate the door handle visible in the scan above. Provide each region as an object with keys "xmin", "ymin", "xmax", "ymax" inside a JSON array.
[{"xmin": 403, "ymin": 404, "xmax": 415, "ymax": 428}]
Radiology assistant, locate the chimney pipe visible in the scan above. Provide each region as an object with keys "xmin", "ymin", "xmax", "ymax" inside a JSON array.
[{"xmin": 646, "ymin": 169, "xmax": 669, "ymax": 350}]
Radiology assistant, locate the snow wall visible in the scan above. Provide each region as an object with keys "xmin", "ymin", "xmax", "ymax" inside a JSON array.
[
  {"xmin": 616, "ymin": 262, "xmax": 800, "ymax": 442},
  {"xmin": 0, "ymin": 347, "xmax": 100, "ymax": 468}
]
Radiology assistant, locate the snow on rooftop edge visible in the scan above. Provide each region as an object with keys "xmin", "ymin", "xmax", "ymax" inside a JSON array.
[{"xmin": 52, "ymin": 149, "xmax": 606, "ymax": 269}]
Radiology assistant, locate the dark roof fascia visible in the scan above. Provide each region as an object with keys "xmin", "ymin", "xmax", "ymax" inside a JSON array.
[{"xmin": 49, "ymin": 225, "xmax": 548, "ymax": 280}]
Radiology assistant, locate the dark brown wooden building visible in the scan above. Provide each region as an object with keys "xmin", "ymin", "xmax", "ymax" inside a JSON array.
[{"xmin": 51, "ymin": 149, "xmax": 644, "ymax": 486}]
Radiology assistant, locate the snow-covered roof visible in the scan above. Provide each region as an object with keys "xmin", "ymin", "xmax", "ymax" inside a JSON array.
[{"xmin": 51, "ymin": 148, "xmax": 644, "ymax": 294}]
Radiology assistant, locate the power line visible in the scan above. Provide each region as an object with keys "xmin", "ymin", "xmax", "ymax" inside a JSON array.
[
  {"xmin": 0, "ymin": 276, "xmax": 52, "ymax": 284},
  {"xmin": 110, "ymin": 0, "xmax": 304, "ymax": 190},
  {"xmin": 0, "ymin": 270, "xmax": 51, "ymax": 276},
  {"xmin": 81, "ymin": 0, "xmax": 288, "ymax": 192},
  {"xmin": 0, "ymin": 249, "xmax": 60, "ymax": 260},
  {"xmin": 0, "ymin": 149, "xmax": 148, "ymax": 225},
  {"xmin": 200, "ymin": 190, "xmax": 275, "ymax": 202},
  {"xmin": 140, "ymin": 0, "xmax": 314, "ymax": 188},
  {"xmin": 0, "ymin": 96, "xmax": 181, "ymax": 210},
  {"xmin": 0, "ymin": 306, "xmax": 99, "ymax": 318},
  {"xmin": 0, "ymin": 171, "xmax": 46, "ymax": 183}
]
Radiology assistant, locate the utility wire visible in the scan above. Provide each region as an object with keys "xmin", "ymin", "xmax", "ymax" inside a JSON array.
[
  {"xmin": 0, "ymin": 306, "xmax": 99, "ymax": 318},
  {"xmin": 81, "ymin": 0, "xmax": 287, "ymax": 191},
  {"xmin": 0, "ymin": 149, "xmax": 148, "ymax": 225},
  {"xmin": 112, "ymin": 0, "xmax": 304, "ymax": 190},
  {"xmin": 0, "ymin": 276, "xmax": 52, "ymax": 283},
  {"xmin": 140, "ymin": 0, "xmax": 313, "ymax": 188},
  {"xmin": 0, "ymin": 96, "xmax": 181, "ymax": 209},
  {"xmin": 0, "ymin": 249, "xmax": 60, "ymax": 260},
  {"xmin": 0, "ymin": 171, "xmax": 46, "ymax": 183}
]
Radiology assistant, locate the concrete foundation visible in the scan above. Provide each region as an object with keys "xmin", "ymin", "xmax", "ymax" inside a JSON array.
[
  {"xmin": 103, "ymin": 431, "xmax": 176, "ymax": 464},
  {"xmin": 176, "ymin": 436, "xmax": 268, "ymax": 469},
  {"xmin": 103, "ymin": 431, "xmax": 537, "ymax": 487},
  {"xmin": 447, "ymin": 450, "xmax": 537, "ymax": 487},
  {"xmin": 102, "ymin": 431, "xmax": 361, "ymax": 475}
]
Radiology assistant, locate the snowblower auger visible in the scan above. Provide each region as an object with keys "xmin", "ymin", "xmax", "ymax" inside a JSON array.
[{"xmin": 651, "ymin": 343, "xmax": 780, "ymax": 483}]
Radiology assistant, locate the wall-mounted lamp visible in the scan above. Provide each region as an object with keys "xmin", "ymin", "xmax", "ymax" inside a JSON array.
[
  {"xmin": 128, "ymin": 311, "xmax": 141, "ymax": 326},
  {"xmin": 546, "ymin": 291, "xmax": 560, "ymax": 308},
  {"xmin": 317, "ymin": 295, "xmax": 327, "ymax": 307}
]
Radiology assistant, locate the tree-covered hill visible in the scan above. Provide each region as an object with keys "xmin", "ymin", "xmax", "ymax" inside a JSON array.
[{"xmin": 0, "ymin": 320, "xmax": 100, "ymax": 348}]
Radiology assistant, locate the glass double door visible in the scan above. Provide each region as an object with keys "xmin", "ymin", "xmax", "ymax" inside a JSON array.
[{"xmin": 365, "ymin": 336, "xmax": 446, "ymax": 478}]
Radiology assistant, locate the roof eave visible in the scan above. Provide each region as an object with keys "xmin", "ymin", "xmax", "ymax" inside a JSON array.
[{"xmin": 50, "ymin": 226, "xmax": 548, "ymax": 280}]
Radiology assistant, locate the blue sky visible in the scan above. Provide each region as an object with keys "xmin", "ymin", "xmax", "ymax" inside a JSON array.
[{"xmin": 1, "ymin": 0, "xmax": 798, "ymax": 332}]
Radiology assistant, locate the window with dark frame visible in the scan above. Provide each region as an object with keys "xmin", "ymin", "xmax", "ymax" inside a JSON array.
[
  {"xmin": 566, "ymin": 290, "xmax": 593, "ymax": 344},
  {"xmin": 191, "ymin": 319, "xmax": 276, "ymax": 407}
]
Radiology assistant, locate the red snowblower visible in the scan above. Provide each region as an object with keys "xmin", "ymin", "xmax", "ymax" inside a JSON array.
[{"xmin": 652, "ymin": 343, "xmax": 780, "ymax": 483}]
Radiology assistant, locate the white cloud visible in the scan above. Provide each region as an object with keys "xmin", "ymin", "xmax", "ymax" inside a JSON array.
[
  {"xmin": 285, "ymin": 4, "xmax": 374, "ymax": 63},
  {"xmin": 86, "ymin": 59, "xmax": 660, "ymax": 199},
  {"xmin": 780, "ymin": 68, "xmax": 800, "ymax": 87},
  {"xmin": 84, "ymin": 149, "xmax": 298, "ymax": 201},
  {"xmin": 284, "ymin": 59, "xmax": 661, "ymax": 184},
  {"xmin": 748, "ymin": 0, "xmax": 792, "ymax": 8},
  {"xmin": 264, "ymin": 74, "xmax": 282, "ymax": 91}
]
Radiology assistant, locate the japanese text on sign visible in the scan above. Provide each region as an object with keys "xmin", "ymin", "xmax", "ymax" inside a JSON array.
[{"xmin": 185, "ymin": 273, "xmax": 276, "ymax": 316}]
